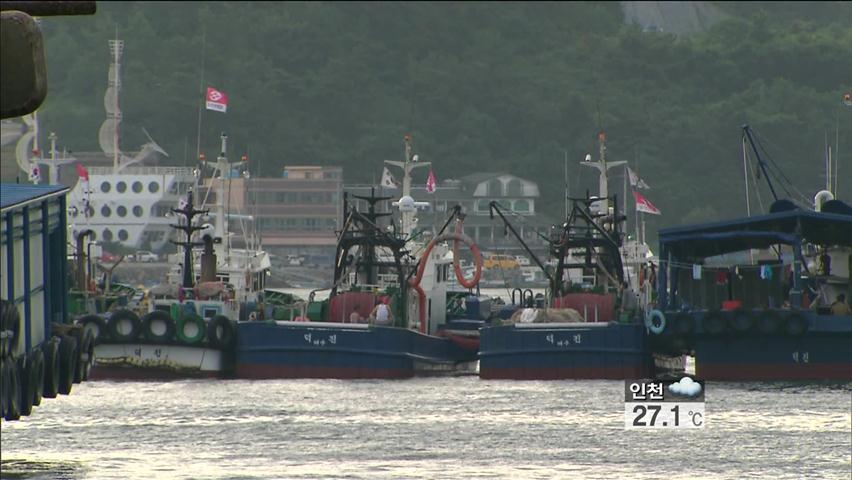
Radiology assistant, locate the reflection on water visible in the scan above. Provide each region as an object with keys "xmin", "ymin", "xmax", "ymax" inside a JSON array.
[
  {"xmin": 2, "ymin": 378, "xmax": 850, "ymax": 479},
  {"xmin": 0, "ymin": 459, "xmax": 85, "ymax": 480}
]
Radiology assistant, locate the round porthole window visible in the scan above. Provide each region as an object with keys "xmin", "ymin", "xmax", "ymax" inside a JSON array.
[
  {"xmin": 117, "ymin": 181, "xmax": 127, "ymax": 193},
  {"xmin": 118, "ymin": 229, "xmax": 129, "ymax": 241},
  {"xmin": 132, "ymin": 181, "xmax": 143, "ymax": 193}
]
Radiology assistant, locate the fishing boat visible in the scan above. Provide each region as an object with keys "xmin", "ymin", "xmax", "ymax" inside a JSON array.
[
  {"xmin": 235, "ymin": 135, "xmax": 486, "ymax": 379},
  {"xmin": 648, "ymin": 125, "xmax": 852, "ymax": 381},
  {"xmin": 80, "ymin": 133, "xmax": 271, "ymax": 379},
  {"xmin": 478, "ymin": 131, "xmax": 667, "ymax": 380}
]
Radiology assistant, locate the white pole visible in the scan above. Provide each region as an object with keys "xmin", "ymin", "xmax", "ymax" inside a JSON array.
[
  {"xmin": 196, "ymin": 30, "xmax": 206, "ymax": 165},
  {"xmin": 49, "ymin": 132, "xmax": 57, "ymax": 185},
  {"xmin": 835, "ymin": 105, "xmax": 841, "ymax": 196},
  {"xmin": 563, "ymin": 149, "xmax": 568, "ymax": 219},
  {"xmin": 623, "ymin": 165, "xmax": 628, "ymax": 235}
]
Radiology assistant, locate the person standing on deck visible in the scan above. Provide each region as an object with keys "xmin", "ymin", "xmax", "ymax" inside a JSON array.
[
  {"xmin": 830, "ymin": 294, "xmax": 851, "ymax": 315},
  {"xmin": 370, "ymin": 299, "xmax": 393, "ymax": 326},
  {"xmin": 349, "ymin": 306, "xmax": 362, "ymax": 323},
  {"xmin": 820, "ymin": 250, "xmax": 832, "ymax": 276}
]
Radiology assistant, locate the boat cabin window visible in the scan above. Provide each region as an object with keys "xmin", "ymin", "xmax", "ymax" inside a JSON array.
[
  {"xmin": 154, "ymin": 305, "xmax": 170, "ymax": 313},
  {"xmin": 202, "ymin": 306, "xmax": 219, "ymax": 319}
]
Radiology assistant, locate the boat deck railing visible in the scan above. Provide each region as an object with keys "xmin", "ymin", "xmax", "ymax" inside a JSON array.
[{"xmin": 87, "ymin": 166, "xmax": 196, "ymax": 176}]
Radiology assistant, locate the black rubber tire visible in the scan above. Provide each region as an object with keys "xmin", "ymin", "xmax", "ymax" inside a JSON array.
[
  {"xmin": 30, "ymin": 348, "xmax": 45, "ymax": 406},
  {"xmin": 729, "ymin": 310, "xmax": 755, "ymax": 333},
  {"xmin": 176, "ymin": 313, "xmax": 206, "ymax": 345},
  {"xmin": 78, "ymin": 314, "xmax": 108, "ymax": 344},
  {"xmin": 4, "ymin": 356, "xmax": 21, "ymax": 420},
  {"xmin": 672, "ymin": 313, "xmax": 694, "ymax": 335},
  {"xmin": 0, "ymin": 299, "xmax": 8, "ymax": 332},
  {"xmin": 703, "ymin": 311, "xmax": 727, "ymax": 335},
  {"xmin": 784, "ymin": 313, "xmax": 809, "ymax": 336},
  {"xmin": 207, "ymin": 315, "xmax": 235, "ymax": 349},
  {"xmin": 108, "ymin": 309, "xmax": 142, "ymax": 342},
  {"xmin": 58, "ymin": 335, "xmax": 78, "ymax": 395},
  {"xmin": 75, "ymin": 329, "xmax": 94, "ymax": 383},
  {"xmin": 1, "ymin": 357, "xmax": 7, "ymax": 419},
  {"xmin": 142, "ymin": 311, "xmax": 175, "ymax": 343},
  {"xmin": 42, "ymin": 338, "xmax": 61, "ymax": 399},
  {"xmin": 757, "ymin": 311, "xmax": 783, "ymax": 335},
  {"xmin": 3, "ymin": 300, "xmax": 21, "ymax": 354},
  {"xmin": 17, "ymin": 354, "xmax": 34, "ymax": 417}
]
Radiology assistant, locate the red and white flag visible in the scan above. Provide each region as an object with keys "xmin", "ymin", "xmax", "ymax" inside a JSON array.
[
  {"xmin": 425, "ymin": 169, "xmax": 436, "ymax": 193},
  {"xmin": 632, "ymin": 190, "xmax": 661, "ymax": 215},
  {"xmin": 206, "ymin": 87, "xmax": 228, "ymax": 113},
  {"xmin": 76, "ymin": 163, "xmax": 89, "ymax": 182}
]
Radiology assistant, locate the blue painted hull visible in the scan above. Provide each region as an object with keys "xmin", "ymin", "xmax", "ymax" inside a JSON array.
[
  {"xmin": 478, "ymin": 323, "xmax": 653, "ymax": 380},
  {"xmin": 694, "ymin": 335, "xmax": 852, "ymax": 380},
  {"xmin": 235, "ymin": 322, "xmax": 479, "ymax": 379},
  {"xmin": 657, "ymin": 311, "xmax": 852, "ymax": 380}
]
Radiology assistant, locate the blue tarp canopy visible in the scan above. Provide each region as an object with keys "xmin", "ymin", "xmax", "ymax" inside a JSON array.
[{"xmin": 659, "ymin": 208, "xmax": 852, "ymax": 260}]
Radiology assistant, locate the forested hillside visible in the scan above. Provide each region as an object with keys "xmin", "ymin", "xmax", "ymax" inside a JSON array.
[{"xmin": 29, "ymin": 1, "xmax": 852, "ymax": 239}]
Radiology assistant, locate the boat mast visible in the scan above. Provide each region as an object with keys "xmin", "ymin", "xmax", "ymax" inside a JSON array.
[
  {"xmin": 215, "ymin": 133, "xmax": 229, "ymax": 251},
  {"xmin": 195, "ymin": 29, "xmax": 206, "ymax": 192},
  {"xmin": 209, "ymin": 133, "xmax": 248, "ymax": 259},
  {"xmin": 385, "ymin": 134, "xmax": 430, "ymax": 239},
  {"xmin": 741, "ymin": 125, "xmax": 778, "ymax": 202},
  {"xmin": 109, "ymin": 32, "xmax": 123, "ymax": 173},
  {"xmin": 580, "ymin": 131, "xmax": 625, "ymax": 216}
]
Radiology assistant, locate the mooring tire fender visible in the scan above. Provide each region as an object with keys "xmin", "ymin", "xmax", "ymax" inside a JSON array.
[
  {"xmin": 207, "ymin": 315, "xmax": 235, "ymax": 350},
  {"xmin": 30, "ymin": 348, "xmax": 45, "ymax": 406},
  {"xmin": 703, "ymin": 311, "xmax": 727, "ymax": 335},
  {"xmin": 58, "ymin": 335, "xmax": 78, "ymax": 395},
  {"xmin": 41, "ymin": 338, "xmax": 61, "ymax": 399},
  {"xmin": 142, "ymin": 310, "xmax": 175, "ymax": 343},
  {"xmin": 645, "ymin": 309, "xmax": 666, "ymax": 335},
  {"xmin": 784, "ymin": 313, "xmax": 809, "ymax": 336},
  {"xmin": 108, "ymin": 309, "xmax": 142, "ymax": 342},
  {"xmin": 176, "ymin": 313, "xmax": 206, "ymax": 345},
  {"xmin": 78, "ymin": 314, "xmax": 108, "ymax": 344},
  {"xmin": 4, "ymin": 356, "xmax": 21, "ymax": 420},
  {"xmin": 17, "ymin": 354, "xmax": 35, "ymax": 417}
]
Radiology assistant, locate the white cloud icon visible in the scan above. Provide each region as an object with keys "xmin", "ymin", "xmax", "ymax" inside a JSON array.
[{"xmin": 668, "ymin": 376, "xmax": 702, "ymax": 397}]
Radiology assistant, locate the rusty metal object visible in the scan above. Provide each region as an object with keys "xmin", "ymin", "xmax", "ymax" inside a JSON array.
[
  {"xmin": 0, "ymin": 1, "xmax": 96, "ymax": 16},
  {"xmin": 0, "ymin": 10, "xmax": 46, "ymax": 118}
]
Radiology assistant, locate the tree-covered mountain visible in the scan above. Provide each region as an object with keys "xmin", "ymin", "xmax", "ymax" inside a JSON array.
[{"xmin": 28, "ymin": 1, "xmax": 852, "ymax": 241}]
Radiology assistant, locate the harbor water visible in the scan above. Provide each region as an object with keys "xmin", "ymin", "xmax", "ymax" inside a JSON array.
[{"xmin": 1, "ymin": 378, "xmax": 850, "ymax": 479}]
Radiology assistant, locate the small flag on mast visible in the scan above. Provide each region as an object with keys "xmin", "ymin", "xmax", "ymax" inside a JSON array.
[
  {"xmin": 426, "ymin": 169, "xmax": 436, "ymax": 194},
  {"xmin": 380, "ymin": 167, "xmax": 398, "ymax": 188},
  {"xmin": 76, "ymin": 163, "xmax": 89, "ymax": 182},
  {"xmin": 627, "ymin": 166, "xmax": 650, "ymax": 189},
  {"xmin": 632, "ymin": 190, "xmax": 661, "ymax": 215},
  {"xmin": 29, "ymin": 164, "xmax": 41, "ymax": 183},
  {"xmin": 206, "ymin": 87, "xmax": 228, "ymax": 113}
]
